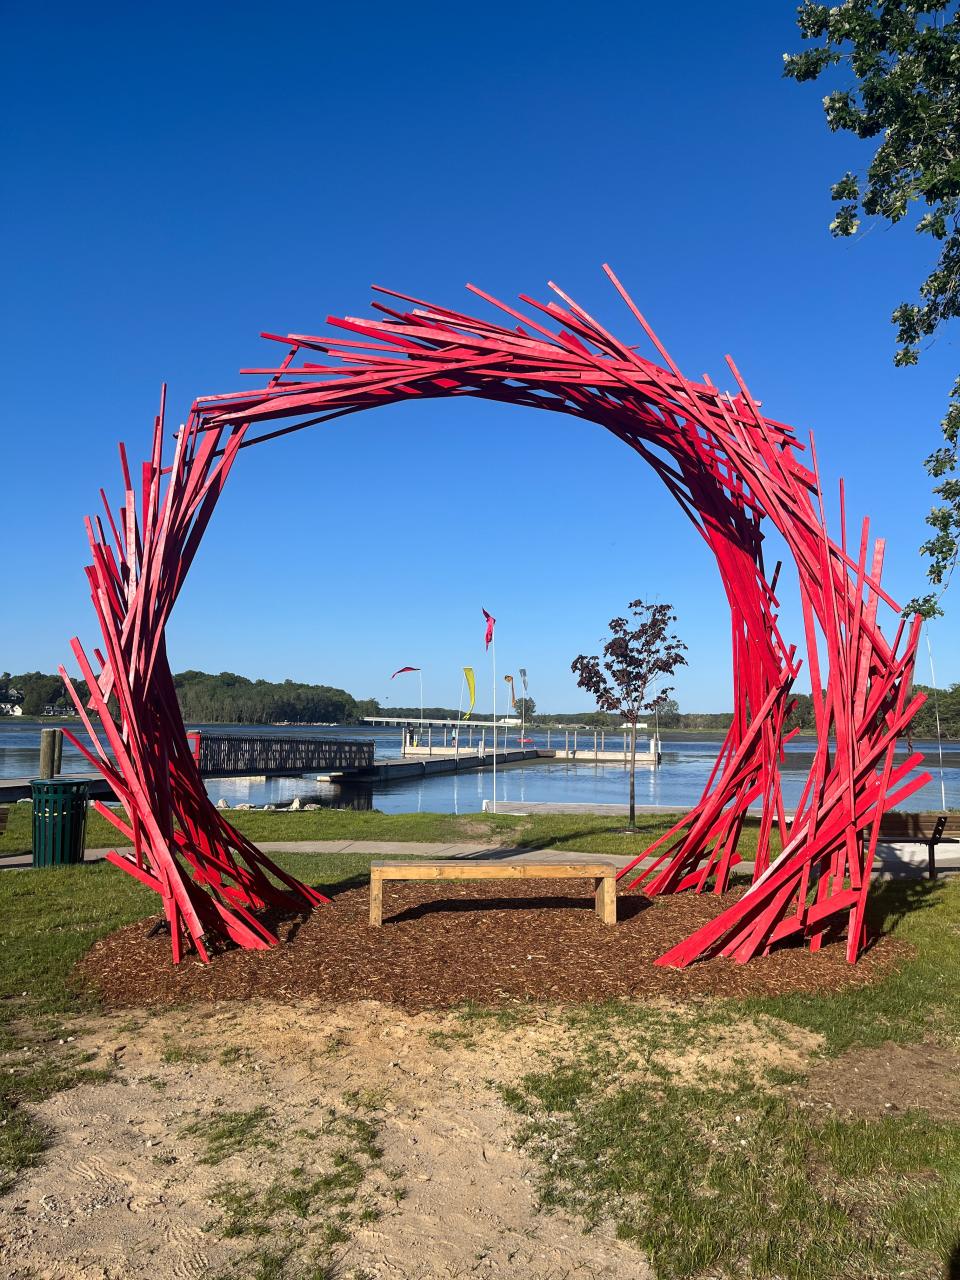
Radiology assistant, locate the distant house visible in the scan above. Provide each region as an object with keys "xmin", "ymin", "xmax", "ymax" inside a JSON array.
[{"xmin": 1, "ymin": 687, "xmax": 24, "ymax": 716}]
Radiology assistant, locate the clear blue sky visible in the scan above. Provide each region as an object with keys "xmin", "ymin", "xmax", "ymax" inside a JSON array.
[{"xmin": 2, "ymin": 1, "xmax": 957, "ymax": 713}]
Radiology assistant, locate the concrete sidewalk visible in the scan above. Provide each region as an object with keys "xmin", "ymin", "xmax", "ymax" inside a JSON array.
[
  {"xmin": 1, "ymin": 839, "xmax": 957, "ymax": 877},
  {"xmin": 0, "ymin": 840, "xmax": 512, "ymax": 870}
]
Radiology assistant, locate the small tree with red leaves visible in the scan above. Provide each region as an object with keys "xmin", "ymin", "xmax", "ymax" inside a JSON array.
[{"xmin": 572, "ymin": 601, "xmax": 687, "ymax": 830}]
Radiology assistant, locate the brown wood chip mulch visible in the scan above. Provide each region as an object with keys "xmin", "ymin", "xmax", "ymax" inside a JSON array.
[{"xmin": 77, "ymin": 879, "xmax": 907, "ymax": 1013}]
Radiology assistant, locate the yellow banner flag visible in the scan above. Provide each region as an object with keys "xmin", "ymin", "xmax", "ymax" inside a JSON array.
[
  {"xmin": 504, "ymin": 674, "xmax": 517, "ymax": 708},
  {"xmin": 463, "ymin": 667, "xmax": 476, "ymax": 720}
]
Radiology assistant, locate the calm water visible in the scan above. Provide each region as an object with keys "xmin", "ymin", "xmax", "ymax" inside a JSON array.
[{"xmin": 1, "ymin": 720, "xmax": 957, "ymax": 813}]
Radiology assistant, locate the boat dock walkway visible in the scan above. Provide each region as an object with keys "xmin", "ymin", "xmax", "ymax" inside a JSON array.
[
  {"xmin": 321, "ymin": 747, "xmax": 544, "ymax": 784},
  {"xmin": 0, "ymin": 773, "xmax": 115, "ymax": 803},
  {"xmin": 0, "ymin": 748, "xmax": 553, "ymax": 804}
]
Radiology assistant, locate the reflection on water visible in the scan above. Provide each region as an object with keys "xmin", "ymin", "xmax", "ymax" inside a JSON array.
[{"xmin": 1, "ymin": 721, "xmax": 957, "ymax": 814}]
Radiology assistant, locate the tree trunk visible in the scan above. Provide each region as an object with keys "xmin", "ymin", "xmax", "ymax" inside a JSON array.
[{"xmin": 628, "ymin": 721, "xmax": 637, "ymax": 830}]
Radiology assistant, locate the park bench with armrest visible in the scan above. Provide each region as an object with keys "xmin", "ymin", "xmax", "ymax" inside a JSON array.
[
  {"xmin": 877, "ymin": 811, "xmax": 960, "ymax": 880},
  {"xmin": 368, "ymin": 859, "xmax": 619, "ymax": 927}
]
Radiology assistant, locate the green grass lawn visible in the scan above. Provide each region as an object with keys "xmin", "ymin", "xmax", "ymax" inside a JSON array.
[
  {"xmin": 1, "ymin": 816, "xmax": 958, "ymax": 1278},
  {"xmin": 497, "ymin": 876, "xmax": 960, "ymax": 1279}
]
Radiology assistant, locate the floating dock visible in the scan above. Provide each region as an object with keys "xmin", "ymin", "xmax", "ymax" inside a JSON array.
[
  {"xmin": 400, "ymin": 743, "xmax": 658, "ymax": 765},
  {"xmin": 320, "ymin": 747, "xmax": 545, "ymax": 784},
  {"xmin": 364, "ymin": 716, "xmax": 660, "ymax": 768}
]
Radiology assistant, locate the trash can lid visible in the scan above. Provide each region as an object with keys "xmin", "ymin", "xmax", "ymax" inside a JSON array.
[{"xmin": 29, "ymin": 777, "xmax": 91, "ymax": 792}]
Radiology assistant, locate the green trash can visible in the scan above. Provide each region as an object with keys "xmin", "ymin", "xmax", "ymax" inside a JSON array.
[{"xmin": 31, "ymin": 778, "xmax": 90, "ymax": 868}]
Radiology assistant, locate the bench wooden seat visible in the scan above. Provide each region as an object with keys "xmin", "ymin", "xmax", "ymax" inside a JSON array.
[
  {"xmin": 368, "ymin": 859, "xmax": 619, "ymax": 927},
  {"xmin": 877, "ymin": 811, "xmax": 960, "ymax": 879}
]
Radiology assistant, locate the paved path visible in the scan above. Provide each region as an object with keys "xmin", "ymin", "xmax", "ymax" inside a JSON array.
[
  {"xmin": 2, "ymin": 839, "xmax": 957, "ymax": 876},
  {"xmin": 0, "ymin": 840, "xmax": 511, "ymax": 870},
  {"xmin": 484, "ymin": 800, "xmax": 770, "ymax": 816}
]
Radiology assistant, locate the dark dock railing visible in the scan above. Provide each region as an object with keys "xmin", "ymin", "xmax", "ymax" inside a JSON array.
[{"xmin": 190, "ymin": 734, "xmax": 374, "ymax": 777}]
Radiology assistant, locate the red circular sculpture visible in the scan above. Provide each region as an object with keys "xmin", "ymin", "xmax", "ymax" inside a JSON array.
[{"xmin": 61, "ymin": 269, "xmax": 929, "ymax": 966}]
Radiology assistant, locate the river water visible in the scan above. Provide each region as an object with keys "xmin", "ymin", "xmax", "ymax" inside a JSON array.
[{"xmin": 2, "ymin": 721, "xmax": 957, "ymax": 814}]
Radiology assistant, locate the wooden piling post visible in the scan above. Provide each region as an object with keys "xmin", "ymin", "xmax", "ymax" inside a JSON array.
[{"xmin": 39, "ymin": 728, "xmax": 62, "ymax": 779}]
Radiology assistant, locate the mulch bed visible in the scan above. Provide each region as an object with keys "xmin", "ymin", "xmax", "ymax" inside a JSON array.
[{"xmin": 77, "ymin": 879, "xmax": 908, "ymax": 1013}]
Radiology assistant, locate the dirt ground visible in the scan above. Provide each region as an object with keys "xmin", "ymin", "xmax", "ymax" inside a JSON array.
[
  {"xmin": 0, "ymin": 1000, "xmax": 823, "ymax": 1280},
  {"xmin": 794, "ymin": 1040, "xmax": 960, "ymax": 1121},
  {"xmin": 78, "ymin": 880, "xmax": 906, "ymax": 1011}
]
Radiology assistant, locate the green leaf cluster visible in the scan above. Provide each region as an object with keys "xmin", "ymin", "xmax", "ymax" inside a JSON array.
[{"xmin": 785, "ymin": 2, "xmax": 960, "ymax": 614}]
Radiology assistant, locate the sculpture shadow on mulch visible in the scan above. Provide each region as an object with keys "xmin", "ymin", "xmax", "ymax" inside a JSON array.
[{"xmin": 385, "ymin": 892, "xmax": 651, "ymax": 926}]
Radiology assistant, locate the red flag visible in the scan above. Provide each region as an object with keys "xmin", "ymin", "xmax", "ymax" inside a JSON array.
[
  {"xmin": 482, "ymin": 608, "xmax": 496, "ymax": 650},
  {"xmin": 391, "ymin": 666, "xmax": 420, "ymax": 678}
]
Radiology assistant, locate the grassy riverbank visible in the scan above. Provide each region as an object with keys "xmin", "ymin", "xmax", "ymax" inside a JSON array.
[{"xmin": 0, "ymin": 804, "xmax": 780, "ymax": 862}]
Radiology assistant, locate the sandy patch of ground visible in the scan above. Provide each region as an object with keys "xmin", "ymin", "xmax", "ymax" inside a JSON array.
[
  {"xmin": 1, "ymin": 1001, "xmax": 656, "ymax": 1280},
  {"xmin": 651, "ymin": 1012, "xmax": 822, "ymax": 1087},
  {"xmin": 0, "ymin": 999, "xmax": 840, "ymax": 1279}
]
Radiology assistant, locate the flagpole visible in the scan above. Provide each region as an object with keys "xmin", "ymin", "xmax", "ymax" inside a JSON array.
[
  {"xmin": 418, "ymin": 669, "xmax": 423, "ymax": 737},
  {"xmin": 456, "ymin": 672, "xmax": 464, "ymax": 767},
  {"xmin": 491, "ymin": 630, "xmax": 497, "ymax": 813}
]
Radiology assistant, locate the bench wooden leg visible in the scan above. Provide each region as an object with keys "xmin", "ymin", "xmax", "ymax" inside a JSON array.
[
  {"xmin": 594, "ymin": 876, "xmax": 617, "ymax": 926},
  {"xmin": 369, "ymin": 873, "xmax": 383, "ymax": 927}
]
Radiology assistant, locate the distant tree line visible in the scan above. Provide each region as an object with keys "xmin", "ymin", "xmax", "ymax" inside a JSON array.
[
  {"xmin": 0, "ymin": 668, "xmax": 376, "ymax": 725},
  {"xmin": 910, "ymin": 684, "xmax": 960, "ymax": 742},
  {"xmin": 3, "ymin": 668, "xmax": 958, "ymax": 737},
  {"xmin": 172, "ymin": 671, "xmax": 378, "ymax": 725}
]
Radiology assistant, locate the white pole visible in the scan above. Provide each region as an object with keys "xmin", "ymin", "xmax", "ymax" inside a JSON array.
[
  {"xmin": 491, "ymin": 632, "xmax": 497, "ymax": 813},
  {"xmin": 418, "ymin": 670, "xmax": 423, "ymax": 738},
  {"xmin": 926, "ymin": 624, "xmax": 948, "ymax": 810},
  {"xmin": 456, "ymin": 672, "xmax": 464, "ymax": 766}
]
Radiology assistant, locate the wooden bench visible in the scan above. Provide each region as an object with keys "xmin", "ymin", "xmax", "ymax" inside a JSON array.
[
  {"xmin": 368, "ymin": 859, "xmax": 619, "ymax": 927},
  {"xmin": 877, "ymin": 811, "xmax": 960, "ymax": 880}
]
